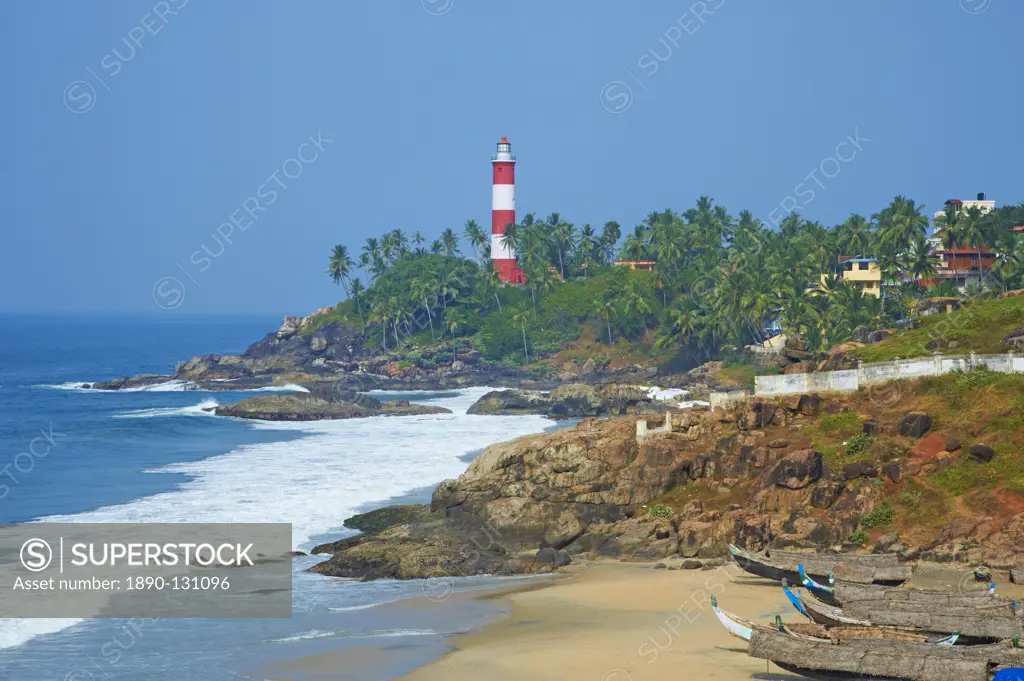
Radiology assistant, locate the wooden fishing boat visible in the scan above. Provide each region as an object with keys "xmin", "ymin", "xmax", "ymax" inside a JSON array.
[
  {"xmin": 777, "ymin": 616, "xmax": 960, "ymax": 646},
  {"xmin": 833, "ymin": 580, "xmax": 1006, "ymax": 607},
  {"xmin": 798, "ymin": 588, "xmax": 1024, "ymax": 643},
  {"xmin": 749, "ymin": 623, "xmax": 1024, "ymax": 681},
  {"xmin": 728, "ymin": 545, "xmax": 912, "ymax": 587},
  {"xmin": 710, "ymin": 595, "xmax": 754, "ymax": 642}
]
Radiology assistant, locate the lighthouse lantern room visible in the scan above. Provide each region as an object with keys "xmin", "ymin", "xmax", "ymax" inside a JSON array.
[{"xmin": 491, "ymin": 136, "xmax": 525, "ymax": 284}]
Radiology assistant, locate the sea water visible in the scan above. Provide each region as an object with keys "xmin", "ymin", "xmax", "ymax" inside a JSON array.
[{"xmin": 0, "ymin": 314, "xmax": 555, "ymax": 680}]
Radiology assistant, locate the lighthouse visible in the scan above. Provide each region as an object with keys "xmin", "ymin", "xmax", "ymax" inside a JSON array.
[{"xmin": 491, "ymin": 136, "xmax": 524, "ymax": 284}]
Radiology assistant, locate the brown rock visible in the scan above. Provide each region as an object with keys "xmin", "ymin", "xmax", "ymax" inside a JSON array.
[
  {"xmin": 768, "ymin": 450, "xmax": 823, "ymax": 490},
  {"xmin": 968, "ymin": 444, "xmax": 995, "ymax": 463},
  {"xmin": 898, "ymin": 412, "xmax": 932, "ymax": 438}
]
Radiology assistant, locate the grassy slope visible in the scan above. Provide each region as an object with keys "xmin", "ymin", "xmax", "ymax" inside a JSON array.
[
  {"xmin": 651, "ymin": 370, "xmax": 1024, "ymax": 546},
  {"xmin": 850, "ymin": 293, "xmax": 1024, "ymax": 363}
]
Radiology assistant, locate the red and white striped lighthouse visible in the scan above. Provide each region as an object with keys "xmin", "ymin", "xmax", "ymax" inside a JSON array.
[{"xmin": 491, "ymin": 136, "xmax": 524, "ymax": 284}]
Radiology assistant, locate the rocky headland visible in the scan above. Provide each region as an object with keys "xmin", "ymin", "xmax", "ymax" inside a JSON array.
[
  {"xmin": 309, "ymin": 379, "xmax": 1024, "ymax": 581},
  {"xmin": 87, "ymin": 310, "xmax": 693, "ymax": 397}
]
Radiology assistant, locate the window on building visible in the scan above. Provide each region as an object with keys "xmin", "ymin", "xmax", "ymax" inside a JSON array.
[
  {"xmin": 865, "ymin": 281, "xmax": 875, "ymax": 288},
  {"xmin": 844, "ymin": 262, "xmax": 852, "ymax": 271},
  {"xmin": 859, "ymin": 262, "xmax": 869, "ymax": 270}
]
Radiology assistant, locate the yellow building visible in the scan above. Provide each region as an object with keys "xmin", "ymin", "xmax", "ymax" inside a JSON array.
[{"xmin": 820, "ymin": 256, "xmax": 882, "ymax": 297}]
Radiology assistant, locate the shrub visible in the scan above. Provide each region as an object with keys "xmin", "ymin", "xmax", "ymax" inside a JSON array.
[
  {"xmin": 860, "ymin": 502, "xmax": 894, "ymax": 529},
  {"xmin": 897, "ymin": 489, "xmax": 923, "ymax": 509},
  {"xmin": 845, "ymin": 434, "xmax": 873, "ymax": 457},
  {"xmin": 847, "ymin": 529, "xmax": 867, "ymax": 547},
  {"xmin": 646, "ymin": 503, "xmax": 673, "ymax": 518}
]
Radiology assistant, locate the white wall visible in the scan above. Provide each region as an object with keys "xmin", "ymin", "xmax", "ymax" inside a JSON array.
[{"xmin": 754, "ymin": 353, "xmax": 1019, "ymax": 396}]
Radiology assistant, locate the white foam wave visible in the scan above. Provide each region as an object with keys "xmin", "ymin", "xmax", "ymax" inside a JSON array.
[
  {"xmin": 2, "ymin": 388, "xmax": 550, "ymax": 652},
  {"xmin": 113, "ymin": 399, "xmax": 219, "ymax": 419},
  {"xmin": 269, "ymin": 628, "xmax": 437, "ymax": 643},
  {"xmin": 0, "ymin": 618, "xmax": 83, "ymax": 650}
]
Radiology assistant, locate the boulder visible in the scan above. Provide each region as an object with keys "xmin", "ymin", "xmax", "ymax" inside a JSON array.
[
  {"xmin": 973, "ymin": 566, "xmax": 992, "ymax": 582},
  {"xmin": 534, "ymin": 547, "xmax": 572, "ymax": 568},
  {"xmin": 968, "ymin": 444, "xmax": 995, "ymax": 463},
  {"xmin": 944, "ymin": 437, "xmax": 962, "ymax": 452},
  {"xmin": 862, "ymin": 419, "xmax": 879, "ymax": 436},
  {"xmin": 682, "ymin": 559, "xmax": 703, "ymax": 570},
  {"xmin": 1011, "ymin": 568, "xmax": 1023, "ymax": 584},
  {"xmin": 768, "ymin": 450, "xmax": 823, "ymax": 490},
  {"xmin": 884, "ymin": 462, "xmax": 902, "ymax": 483},
  {"xmin": 898, "ymin": 412, "xmax": 932, "ymax": 438},
  {"xmin": 873, "ymin": 532, "xmax": 902, "ymax": 553},
  {"xmin": 548, "ymin": 384, "xmax": 605, "ymax": 417},
  {"xmin": 466, "ymin": 389, "xmax": 550, "ymax": 415}
]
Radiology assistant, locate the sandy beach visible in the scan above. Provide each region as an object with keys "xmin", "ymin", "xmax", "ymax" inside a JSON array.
[
  {"xmin": 398, "ymin": 561, "xmax": 800, "ymax": 681},
  {"xmin": 266, "ymin": 558, "xmax": 1024, "ymax": 681}
]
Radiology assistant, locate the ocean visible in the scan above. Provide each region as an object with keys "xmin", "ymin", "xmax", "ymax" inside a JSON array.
[{"xmin": 0, "ymin": 314, "xmax": 555, "ymax": 680}]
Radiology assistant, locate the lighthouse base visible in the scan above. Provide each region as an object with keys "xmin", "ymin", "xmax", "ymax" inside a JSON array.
[{"xmin": 493, "ymin": 259, "xmax": 525, "ymax": 285}]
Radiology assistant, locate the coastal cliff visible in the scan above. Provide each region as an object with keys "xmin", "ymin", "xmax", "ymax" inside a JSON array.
[{"xmin": 311, "ymin": 372, "xmax": 1024, "ymax": 579}]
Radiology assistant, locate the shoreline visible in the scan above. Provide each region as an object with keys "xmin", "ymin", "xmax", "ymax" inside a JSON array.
[
  {"xmin": 266, "ymin": 560, "xmax": 800, "ymax": 681},
  {"xmin": 269, "ymin": 560, "xmax": 1024, "ymax": 681}
]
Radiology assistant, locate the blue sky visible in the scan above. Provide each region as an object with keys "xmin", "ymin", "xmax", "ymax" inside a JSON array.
[{"xmin": 1, "ymin": 0, "xmax": 1021, "ymax": 314}]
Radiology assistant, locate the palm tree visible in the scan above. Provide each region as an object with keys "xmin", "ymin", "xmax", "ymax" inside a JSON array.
[
  {"xmin": 412, "ymin": 231, "xmax": 426, "ymax": 255},
  {"xmin": 594, "ymin": 296, "xmax": 616, "ymax": 345},
  {"xmin": 362, "ymin": 237, "xmax": 380, "ymax": 267},
  {"xmin": 429, "ymin": 239, "xmax": 443, "ymax": 255},
  {"xmin": 328, "ymin": 244, "xmax": 354, "ymax": 294},
  {"xmin": 438, "ymin": 268, "xmax": 464, "ymax": 310},
  {"xmin": 349, "ymin": 278, "xmax": 366, "ymax": 326},
  {"xmin": 959, "ymin": 205, "xmax": 990, "ymax": 286},
  {"xmin": 577, "ymin": 223, "xmax": 598, "ymax": 277},
  {"xmin": 440, "ymin": 228, "xmax": 460, "ymax": 256},
  {"xmin": 463, "ymin": 219, "xmax": 487, "ymax": 261},
  {"xmin": 478, "ymin": 267, "xmax": 503, "ymax": 312},
  {"xmin": 444, "ymin": 308, "xmax": 464, "ymax": 363},
  {"xmin": 875, "ymin": 196, "xmax": 928, "ymax": 257},
  {"xmin": 625, "ymin": 280, "xmax": 653, "ymax": 340},
  {"xmin": 390, "ymin": 229, "xmax": 410, "ymax": 258},
  {"xmin": 499, "ymin": 223, "xmax": 518, "ymax": 255},
  {"xmin": 936, "ymin": 206, "xmax": 965, "ymax": 290},
  {"xmin": 905, "ymin": 232, "xmax": 938, "ymax": 283},
  {"xmin": 599, "ymin": 221, "xmax": 621, "ymax": 264},
  {"xmin": 411, "ymin": 276, "xmax": 437, "ymax": 342},
  {"xmin": 511, "ymin": 310, "xmax": 531, "ymax": 362}
]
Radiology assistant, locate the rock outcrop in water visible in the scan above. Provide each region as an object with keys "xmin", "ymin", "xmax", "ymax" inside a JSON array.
[
  {"xmin": 213, "ymin": 393, "xmax": 450, "ymax": 421},
  {"xmin": 466, "ymin": 383, "xmax": 684, "ymax": 418}
]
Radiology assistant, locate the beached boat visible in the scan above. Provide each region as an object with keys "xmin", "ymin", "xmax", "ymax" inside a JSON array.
[
  {"xmin": 833, "ymin": 579, "xmax": 1003, "ymax": 606},
  {"xmin": 728, "ymin": 545, "xmax": 912, "ymax": 587},
  {"xmin": 749, "ymin": 622, "xmax": 1024, "ymax": 681},
  {"xmin": 710, "ymin": 595, "xmax": 754, "ymax": 642},
  {"xmin": 797, "ymin": 587, "xmax": 1024, "ymax": 643},
  {"xmin": 776, "ymin": 615, "xmax": 961, "ymax": 646}
]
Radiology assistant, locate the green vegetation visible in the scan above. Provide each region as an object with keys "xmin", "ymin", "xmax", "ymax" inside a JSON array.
[
  {"xmin": 318, "ymin": 198, "xmax": 1024, "ymax": 368},
  {"xmin": 646, "ymin": 503, "xmax": 674, "ymax": 518},
  {"xmin": 852, "ymin": 293, "xmax": 1024, "ymax": 363},
  {"xmin": 818, "ymin": 411, "xmax": 863, "ymax": 438},
  {"xmin": 847, "ymin": 529, "xmax": 868, "ymax": 547},
  {"xmin": 860, "ymin": 501, "xmax": 894, "ymax": 529},
  {"xmin": 845, "ymin": 433, "xmax": 873, "ymax": 457}
]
